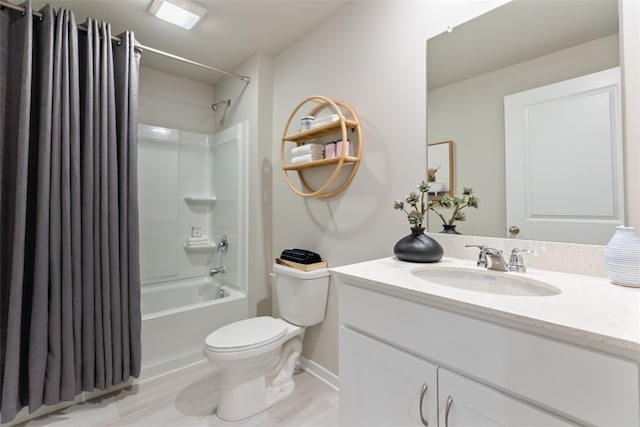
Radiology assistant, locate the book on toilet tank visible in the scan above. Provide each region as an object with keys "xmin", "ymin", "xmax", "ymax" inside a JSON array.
[{"xmin": 275, "ymin": 258, "xmax": 328, "ymax": 271}]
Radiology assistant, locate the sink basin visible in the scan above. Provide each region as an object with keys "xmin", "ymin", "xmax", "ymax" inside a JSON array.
[{"xmin": 411, "ymin": 267, "xmax": 561, "ymax": 297}]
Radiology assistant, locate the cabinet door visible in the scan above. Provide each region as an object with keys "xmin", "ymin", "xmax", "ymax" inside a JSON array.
[
  {"xmin": 339, "ymin": 326, "xmax": 438, "ymax": 426},
  {"xmin": 438, "ymin": 369, "xmax": 574, "ymax": 427}
]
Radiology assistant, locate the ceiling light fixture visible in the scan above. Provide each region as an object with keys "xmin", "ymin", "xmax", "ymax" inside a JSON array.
[{"xmin": 149, "ymin": 0, "xmax": 207, "ymax": 30}]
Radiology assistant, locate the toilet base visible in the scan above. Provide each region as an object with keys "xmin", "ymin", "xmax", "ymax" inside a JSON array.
[
  {"xmin": 217, "ymin": 375, "xmax": 296, "ymax": 421},
  {"xmin": 266, "ymin": 377, "xmax": 295, "ymax": 408},
  {"xmin": 215, "ymin": 335, "xmax": 303, "ymax": 421}
]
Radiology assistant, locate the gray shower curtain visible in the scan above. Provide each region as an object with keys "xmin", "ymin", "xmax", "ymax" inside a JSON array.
[{"xmin": 0, "ymin": 1, "xmax": 141, "ymax": 422}]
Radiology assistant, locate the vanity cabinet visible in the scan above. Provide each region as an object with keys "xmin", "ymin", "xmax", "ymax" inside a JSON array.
[
  {"xmin": 337, "ymin": 280, "xmax": 640, "ymax": 426},
  {"xmin": 340, "ymin": 327, "xmax": 570, "ymax": 426},
  {"xmin": 437, "ymin": 368, "xmax": 570, "ymax": 426},
  {"xmin": 340, "ymin": 327, "xmax": 438, "ymax": 426}
]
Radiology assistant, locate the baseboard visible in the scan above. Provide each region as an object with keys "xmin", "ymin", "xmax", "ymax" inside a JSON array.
[{"xmin": 297, "ymin": 356, "xmax": 339, "ymax": 391}]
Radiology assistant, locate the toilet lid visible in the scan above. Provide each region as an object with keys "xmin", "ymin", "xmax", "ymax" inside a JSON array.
[{"xmin": 205, "ymin": 316, "xmax": 288, "ymax": 353}]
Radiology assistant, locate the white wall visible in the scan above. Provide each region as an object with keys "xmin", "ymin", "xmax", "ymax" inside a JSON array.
[
  {"xmin": 427, "ymin": 34, "xmax": 619, "ymax": 237},
  {"xmin": 272, "ymin": 0, "xmax": 508, "ymax": 376},
  {"xmin": 139, "ymin": 66, "xmax": 216, "ymax": 134}
]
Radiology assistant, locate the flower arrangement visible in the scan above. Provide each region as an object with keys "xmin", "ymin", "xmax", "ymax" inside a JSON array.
[
  {"xmin": 393, "ymin": 180, "xmax": 430, "ymax": 229},
  {"xmin": 394, "ymin": 182, "xmax": 479, "ymax": 229},
  {"xmin": 430, "ymin": 187, "xmax": 479, "ymax": 226}
]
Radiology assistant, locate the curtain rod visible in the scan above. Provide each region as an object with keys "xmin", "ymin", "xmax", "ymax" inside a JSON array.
[{"xmin": 0, "ymin": 0, "xmax": 251, "ymax": 83}]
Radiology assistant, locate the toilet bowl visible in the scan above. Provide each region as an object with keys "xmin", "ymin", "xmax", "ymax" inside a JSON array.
[{"xmin": 203, "ymin": 263, "xmax": 330, "ymax": 421}]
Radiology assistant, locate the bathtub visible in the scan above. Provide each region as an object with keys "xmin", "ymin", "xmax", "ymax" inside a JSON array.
[{"xmin": 140, "ymin": 276, "xmax": 248, "ymax": 379}]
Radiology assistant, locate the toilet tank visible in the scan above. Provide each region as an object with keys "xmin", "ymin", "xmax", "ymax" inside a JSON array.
[{"xmin": 273, "ymin": 263, "xmax": 330, "ymax": 327}]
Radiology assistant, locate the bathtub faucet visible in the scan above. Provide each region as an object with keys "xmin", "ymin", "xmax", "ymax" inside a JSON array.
[{"xmin": 209, "ymin": 266, "xmax": 226, "ymax": 276}]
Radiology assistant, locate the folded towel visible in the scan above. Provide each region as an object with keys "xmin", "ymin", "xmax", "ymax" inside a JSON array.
[
  {"xmin": 185, "ymin": 240, "xmax": 210, "ymax": 247},
  {"xmin": 280, "ymin": 248, "xmax": 322, "ymax": 264},
  {"xmin": 291, "ymin": 153, "xmax": 323, "ymax": 164},
  {"xmin": 311, "ymin": 114, "xmax": 339, "ymax": 128},
  {"xmin": 291, "ymin": 143, "xmax": 324, "ymax": 156}
]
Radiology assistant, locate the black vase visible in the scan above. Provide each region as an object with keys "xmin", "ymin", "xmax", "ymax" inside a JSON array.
[
  {"xmin": 440, "ymin": 224, "xmax": 462, "ymax": 235},
  {"xmin": 393, "ymin": 227, "xmax": 443, "ymax": 263}
]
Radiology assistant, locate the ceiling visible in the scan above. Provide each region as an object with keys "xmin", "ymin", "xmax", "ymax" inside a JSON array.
[
  {"xmin": 427, "ymin": 0, "xmax": 619, "ymax": 90},
  {"xmin": 29, "ymin": 0, "xmax": 350, "ymax": 84}
]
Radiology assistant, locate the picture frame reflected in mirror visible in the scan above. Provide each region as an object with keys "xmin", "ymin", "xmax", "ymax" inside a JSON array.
[{"xmin": 427, "ymin": 140, "xmax": 454, "ymax": 202}]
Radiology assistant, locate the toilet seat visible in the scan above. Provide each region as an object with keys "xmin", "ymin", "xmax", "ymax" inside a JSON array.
[{"xmin": 205, "ymin": 316, "xmax": 288, "ymax": 353}]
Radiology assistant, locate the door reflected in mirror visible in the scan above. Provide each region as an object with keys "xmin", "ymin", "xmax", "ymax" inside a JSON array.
[{"xmin": 426, "ymin": 0, "xmax": 621, "ymax": 244}]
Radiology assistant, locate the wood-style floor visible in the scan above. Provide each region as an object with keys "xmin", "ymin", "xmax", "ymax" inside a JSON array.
[{"xmin": 18, "ymin": 362, "xmax": 339, "ymax": 426}]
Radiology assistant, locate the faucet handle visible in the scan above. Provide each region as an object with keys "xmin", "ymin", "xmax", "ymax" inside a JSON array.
[
  {"xmin": 510, "ymin": 248, "xmax": 540, "ymax": 258},
  {"xmin": 465, "ymin": 244, "xmax": 488, "ymax": 268},
  {"xmin": 509, "ymin": 248, "xmax": 540, "ymax": 272},
  {"xmin": 216, "ymin": 235, "xmax": 229, "ymax": 254}
]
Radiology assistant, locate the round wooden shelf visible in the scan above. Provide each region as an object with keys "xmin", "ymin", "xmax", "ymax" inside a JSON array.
[{"xmin": 280, "ymin": 96, "xmax": 362, "ymax": 199}]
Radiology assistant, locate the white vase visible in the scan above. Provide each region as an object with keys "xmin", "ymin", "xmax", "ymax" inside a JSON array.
[{"xmin": 604, "ymin": 226, "xmax": 640, "ymax": 287}]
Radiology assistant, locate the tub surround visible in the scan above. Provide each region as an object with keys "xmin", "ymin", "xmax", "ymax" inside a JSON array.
[
  {"xmin": 333, "ymin": 256, "xmax": 640, "ymax": 425},
  {"xmin": 331, "ymin": 256, "xmax": 640, "ymax": 353}
]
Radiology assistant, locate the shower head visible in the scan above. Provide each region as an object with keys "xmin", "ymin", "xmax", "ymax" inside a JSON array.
[{"xmin": 211, "ymin": 99, "xmax": 231, "ymax": 111}]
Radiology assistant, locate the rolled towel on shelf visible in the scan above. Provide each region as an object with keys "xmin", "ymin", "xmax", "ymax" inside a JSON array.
[
  {"xmin": 291, "ymin": 153, "xmax": 323, "ymax": 164},
  {"xmin": 311, "ymin": 114, "xmax": 339, "ymax": 128},
  {"xmin": 291, "ymin": 143, "xmax": 324, "ymax": 156}
]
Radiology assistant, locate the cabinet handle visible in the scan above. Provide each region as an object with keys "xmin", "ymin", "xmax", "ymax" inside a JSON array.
[
  {"xmin": 419, "ymin": 383, "xmax": 429, "ymax": 426},
  {"xmin": 444, "ymin": 396, "xmax": 453, "ymax": 427}
]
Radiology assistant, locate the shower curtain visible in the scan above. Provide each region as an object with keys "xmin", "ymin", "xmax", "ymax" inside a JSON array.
[{"xmin": 0, "ymin": 1, "xmax": 141, "ymax": 422}]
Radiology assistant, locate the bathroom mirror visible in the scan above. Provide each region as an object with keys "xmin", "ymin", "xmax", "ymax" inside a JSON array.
[
  {"xmin": 427, "ymin": 140, "xmax": 453, "ymax": 201},
  {"xmin": 426, "ymin": 0, "xmax": 621, "ymax": 244}
]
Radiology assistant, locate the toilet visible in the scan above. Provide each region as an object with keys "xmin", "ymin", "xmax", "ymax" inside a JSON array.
[{"xmin": 203, "ymin": 263, "xmax": 330, "ymax": 421}]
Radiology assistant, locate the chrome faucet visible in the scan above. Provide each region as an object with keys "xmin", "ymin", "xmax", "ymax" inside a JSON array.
[
  {"xmin": 481, "ymin": 247, "xmax": 509, "ymax": 271},
  {"xmin": 209, "ymin": 266, "xmax": 226, "ymax": 276},
  {"xmin": 467, "ymin": 245, "xmax": 539, "ymax": 272}
]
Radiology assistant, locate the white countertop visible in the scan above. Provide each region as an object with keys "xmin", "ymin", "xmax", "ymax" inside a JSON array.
[{"xmin": 330, "ymin": 257, "xmax": 640, "ymax": 354}]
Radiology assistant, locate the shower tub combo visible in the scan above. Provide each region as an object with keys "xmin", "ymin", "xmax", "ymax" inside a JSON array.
[{"xmin": 137, "ymin": 122, "xmax": 249, "ymax": 379}]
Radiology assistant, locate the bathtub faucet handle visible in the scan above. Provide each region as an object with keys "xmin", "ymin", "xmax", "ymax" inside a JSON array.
[
  {"xmin": 209, "ymin": 266, "xmax": 226, "ymax": 276},
  {"xmin": 216, "ymin": 235, "xmax": 229, "ymax": 254}
]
